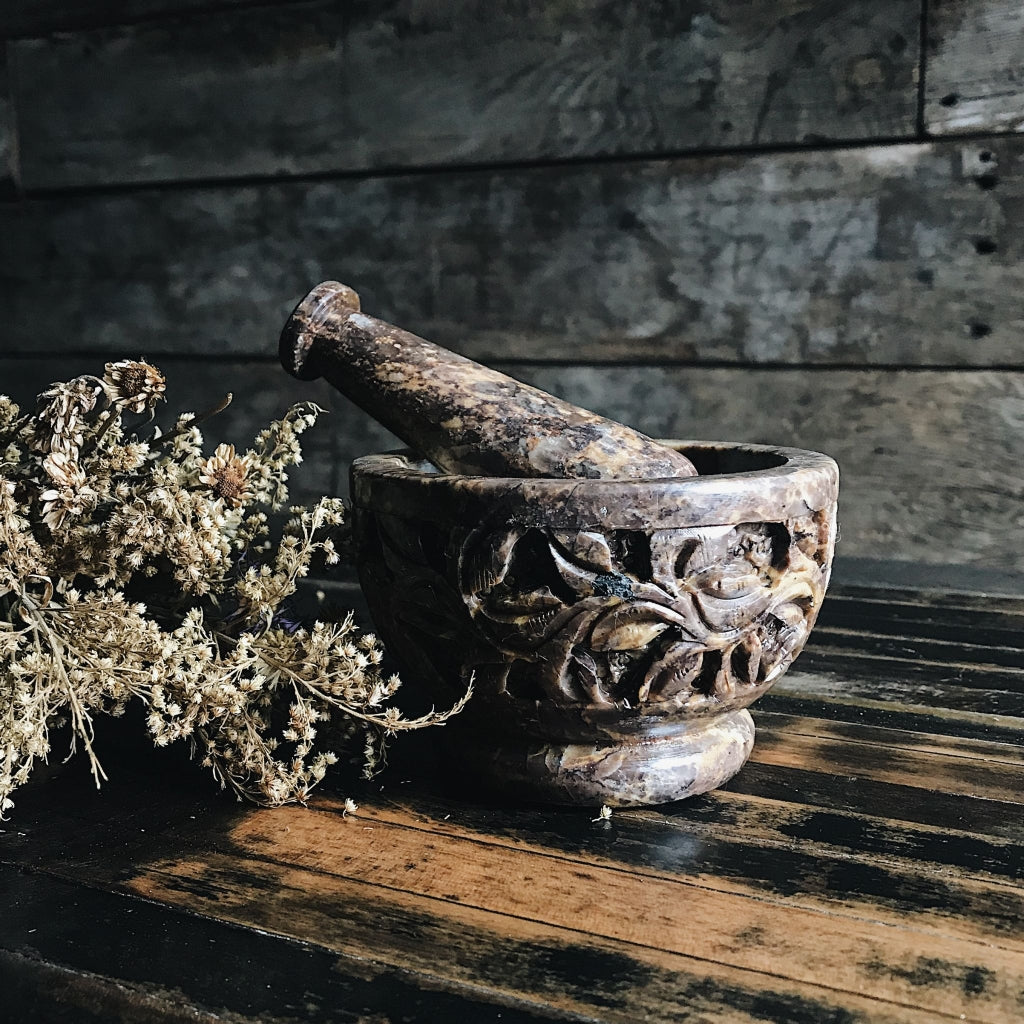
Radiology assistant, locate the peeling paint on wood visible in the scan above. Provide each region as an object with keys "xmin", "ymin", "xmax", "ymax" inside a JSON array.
[
  {"xmin": 925, "ymin": 1, "xmax": 1024, "ymax": 135},
  {"xmin": 8, "ymin": 0, "xmax": 920, "ymax": 190}
]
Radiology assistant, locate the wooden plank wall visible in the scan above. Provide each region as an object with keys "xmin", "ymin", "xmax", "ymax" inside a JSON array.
[{"xmin": 0, "ymin": 1, "xmax": 1021, "ymax": 573}]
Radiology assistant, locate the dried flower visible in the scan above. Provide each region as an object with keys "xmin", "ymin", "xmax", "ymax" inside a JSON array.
[
  {"xmin": 103, "ymin": 360, "xmax": 166, "ymax": 414},
  {"xmin": 31, "ymin": 377, "xmax": 100, "ymax": 458},
  {"xmin": 199, "ymin": 443, "xmax": 252, "ymax": 507},
  {"xmin": 0, "ymin": 366, "xmax": 471, "ymax": 819}
]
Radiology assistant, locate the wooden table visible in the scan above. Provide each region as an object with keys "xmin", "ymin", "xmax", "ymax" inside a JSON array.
[{"xmin": 2, "ymin": 579, "xmax": 1022, "ymax": 1023}]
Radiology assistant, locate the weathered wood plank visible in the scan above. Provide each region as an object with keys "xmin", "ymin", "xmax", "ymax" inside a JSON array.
[
  {"xmin": 749, "ymin": 726, "xmax": 1024, "ymax": 804},
  {"xmin": 35, "ymin": 746, "xmax": 1024, "ymax": 1019},
  {"xmin": 9, "ymin": 1, "xmax": 920, "ymax": 190},
  {"xmin": 120, "ymin": 811, "xmax": 1024, "ymax": 1020},
  {"xmin": 318, "ymin": 796, "xmax": 1024, "ymax": 945},
  {"xmin": 810, "ymin": 626, "xmax": 1024, "ymax": 669},
  {"xmin": 775, "ymin": 667, "xmax": 1024, "ymax": 718},
  {"xmin": 0, "ymin": 866, "xmax": 573, "ymax": 1024},
  {"xmin": 795, "ymin": 649, "xmax": 1024, "ymax": 698},
  {"xmin": 0, "ymin": 761, "xmax": 953, "ymax": 1024},
  {"xmin": 833, "ymin": 557, "xmax": 1024, "ymax": 598},
  {"xmin": 1, "ymin": 138, "xmax": 1020, "ymax": 366},
  {"xmin": 511, "ymin": 364, "xmax": 1024, "ymax": 571},
  {"xmin": 15, "ymin": 765, "xmax": 998, "ymax": 1024},
  {"xmin": 16, "ymin": 857, "xmax": 945, "ymax": 1024},
  {"xmin": 818, "ymin": 593, "xmax": 1024, "ymax": 650},
  {"xmin": 726, "ymin": 760, "xmax": 1024, "ymax": 842},
  {"xmin": 760, "ymin": 688, "xmax": 1024, "ymax": 748},
  {"xmin": 3, "ymin": 358, "xmax": 1022, "ymax": 571},
  {"xmin": 755, "ymin": 710, "xmax": 1024, "ymax": 767},
  {"xmin": 0, "ymin": 1, "xmax": 295, "ymax": 39},
  {"xmin": 0, "ymin": 46, "xmax": 17, "ymax": 197},
  {"xmin": 367, "ymin": 784, "xmax": 1024, "ymax": 891},
  {"xmin": 925, "ymin": 1, "xmax": 1024, "ymax": 135},
  {"xmin": 3, "ymin": 578, "xmax": 1024, "ymax": 1024}
]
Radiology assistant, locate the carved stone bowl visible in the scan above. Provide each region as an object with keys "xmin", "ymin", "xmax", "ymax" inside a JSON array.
[{"xmin": 351, "ymin": 441, "xmax": 839, "ymax": 806}]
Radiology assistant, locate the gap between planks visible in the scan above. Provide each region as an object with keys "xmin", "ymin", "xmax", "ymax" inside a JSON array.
[
  {"xmin": 753, "ymin": 711, "xmax": 1024, "ymax": 767},
  {"xmin": 320, "ymin": 790, "xmax": 1024, "ymax": 903},
  {"xmin": 748, "ymin": 727, "xmax": 1024, "ymax": 804},
  {"xmin": 812, "ymin": 623, "xmax": 1024, "ymax": 657},
  {"xmin": 124, "ymin": 838, "xmax": 1003, "ymax": 1024},
  {"xmin": 6, "ymin": 855, "xmax": 947, "ymax": 1024}
]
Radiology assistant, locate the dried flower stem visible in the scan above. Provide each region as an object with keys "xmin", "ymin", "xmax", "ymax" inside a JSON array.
[{"xmin": 0, "ymin": 362, "xmax": 469, "ymax": 817}]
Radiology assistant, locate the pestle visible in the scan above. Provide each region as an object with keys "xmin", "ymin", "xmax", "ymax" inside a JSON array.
[{"xmin": 279, "ymin": 281, "xmax": 698, "ymax": 480}]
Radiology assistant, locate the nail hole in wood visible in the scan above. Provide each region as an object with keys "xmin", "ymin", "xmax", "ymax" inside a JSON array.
[
  {"xmin": 940, "ymin": 93, "xmax": 959, "ymax": 107},
  {"xmin": 975, "ymin": 174, "xmax": 999, "ymax": 190},
  {"xmin": 979, "ymin": 151, "xmax": 993, "ymax": 163},
  {"xmin": 968, "ymin": 322, "xmax": 992, "ymax": 339},
  {"xmin": 974, "ymin": 238, "xmax": 997, "ymax": 255}
]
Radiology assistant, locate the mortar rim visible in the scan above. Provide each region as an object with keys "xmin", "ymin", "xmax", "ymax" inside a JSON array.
[{"xmin": 351, "ymin": 439, "xmax": 839, "ymax": 531}]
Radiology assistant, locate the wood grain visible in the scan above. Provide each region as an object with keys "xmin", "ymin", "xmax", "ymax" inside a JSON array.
[
  {"xmin": 511, "ymin": 364, "xmax": 1024, "ymax": 571},
  {"xmin": 3, "ymin": 357, "xmax": 1021, "ymax": 570},
  {"xmin": 122, "ymin": 807, "xmax": 1024, "ymax": 1021},
  {"xmin": 0, "ymin": 864, "xmax": 574, "ymax": 1024},
  {"xmin": 8, "ymin": 0, "xmax": 920, "ymax": 190},
  {"xmin": 11, "ymin": 772, "xmax": 1011, "ymax": 1024},
  {"xmin": 1, "ymin": 137, "xmax": 1019, "ymax": 365},
  {"xmin": 0, "ymin": 46, "xmax": 16, "ymax": 197},
  {"xmin": 307, "ymin": 792, "xmax": 1024, "ymax": 939},
  {"xmin": 775, "ymin": 667, "xmax": 1024, "ymax": 718},
  {"xmin": 3, "ymin": 585, "xmax": 1024, "ymax": 1022},
  {"xmin": 0, "ymin": 0, "xmax": 298, "ymax": 39},
  {"xmin": 16, "ymin": 859, "xmax": 945, "ymax": 1024},
  {"xmin": 819, "ymin": 590, "xmax": 1024, "ymax": 650},
  {"xmin": 759, "ymin": 706, "xmax": 1024, "ymax": 766},
  {"xmin": 748, "ymin": 727, "xmax": 1024, "ymax": 803},
  {"xmin": 925, "ymin": 1, "xmax": 1024, "ymax": 135}
]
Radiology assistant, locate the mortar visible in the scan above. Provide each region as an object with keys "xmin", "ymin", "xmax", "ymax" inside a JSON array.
[
  {"xmin": 350, "ymin": 440, "xmax": 838, "ymax": 806},
  {"xmin": 280, "ymin": 281, "xmax": 839, "ymax": 806}
]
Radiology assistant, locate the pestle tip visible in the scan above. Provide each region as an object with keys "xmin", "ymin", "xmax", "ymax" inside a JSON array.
[{"xmin": 279, "ymin": 281, "xmax": 361, "ymax": 381}]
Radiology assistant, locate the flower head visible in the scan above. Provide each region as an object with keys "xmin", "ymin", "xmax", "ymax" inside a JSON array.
[
  {"xmin": 38, "ymin": 450, "xmax": 96, "ymax": 530},
  {"xmin": 199, "ymin": 443, "xmax": 252, "ymax": 507},
  {"xmin": 42, "ymin": 450, "xmax": 83, "ymax": 489},
  {"xmin": 104, "ymin": 360, "xmax": 166, "ymax": 414},
  {"xmin": 33, "ymin": 378, "xmax": 100, "ymax": 456}
]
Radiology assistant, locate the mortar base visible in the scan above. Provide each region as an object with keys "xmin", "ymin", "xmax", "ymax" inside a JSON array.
[{"xmin": 456, "ymin": 709, "xmax": 756, "ymax": 807}]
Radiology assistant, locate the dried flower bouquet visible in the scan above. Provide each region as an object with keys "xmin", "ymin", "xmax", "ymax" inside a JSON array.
[{"xmin": 0, "ymin": 361, "xmax": 469, "ymax": 817}]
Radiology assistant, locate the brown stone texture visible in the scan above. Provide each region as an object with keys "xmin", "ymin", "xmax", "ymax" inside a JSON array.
[
  {"xmin": 281, "ymin": 282, "xmax": 697, "ymax": 481},
  {"xmin": 351, "ymin": 442, "xmax": 838, "ymax": 805}
]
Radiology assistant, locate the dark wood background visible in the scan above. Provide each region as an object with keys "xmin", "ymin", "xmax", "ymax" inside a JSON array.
[{"xmin": 0, "ymin": 1, "xmax": 1021, "ymax": 572}]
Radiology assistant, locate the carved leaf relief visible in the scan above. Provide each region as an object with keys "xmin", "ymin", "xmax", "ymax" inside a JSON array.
[
  {"xmin": 457, "ymin": 517, "xmax": 827, "ymax": 710},
  {"xmin": 363, "ymin": 506, "xmax": 831, "ymax": 713}
]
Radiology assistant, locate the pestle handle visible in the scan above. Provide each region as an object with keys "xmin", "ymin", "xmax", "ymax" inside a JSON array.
[{"xmin": 280, "ymin": 281, "xmax": 698, "ymax": 481}]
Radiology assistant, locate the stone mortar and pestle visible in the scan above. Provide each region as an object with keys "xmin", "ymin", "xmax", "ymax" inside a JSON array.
[{"xmin": 280, "ymin": 282, "xmax": 839, "ymax": 806}]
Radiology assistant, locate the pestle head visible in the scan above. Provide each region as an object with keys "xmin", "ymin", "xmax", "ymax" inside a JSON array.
[{"xmin": 280, "ymin": 281, "xmax": 361, "ymax": 381}]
